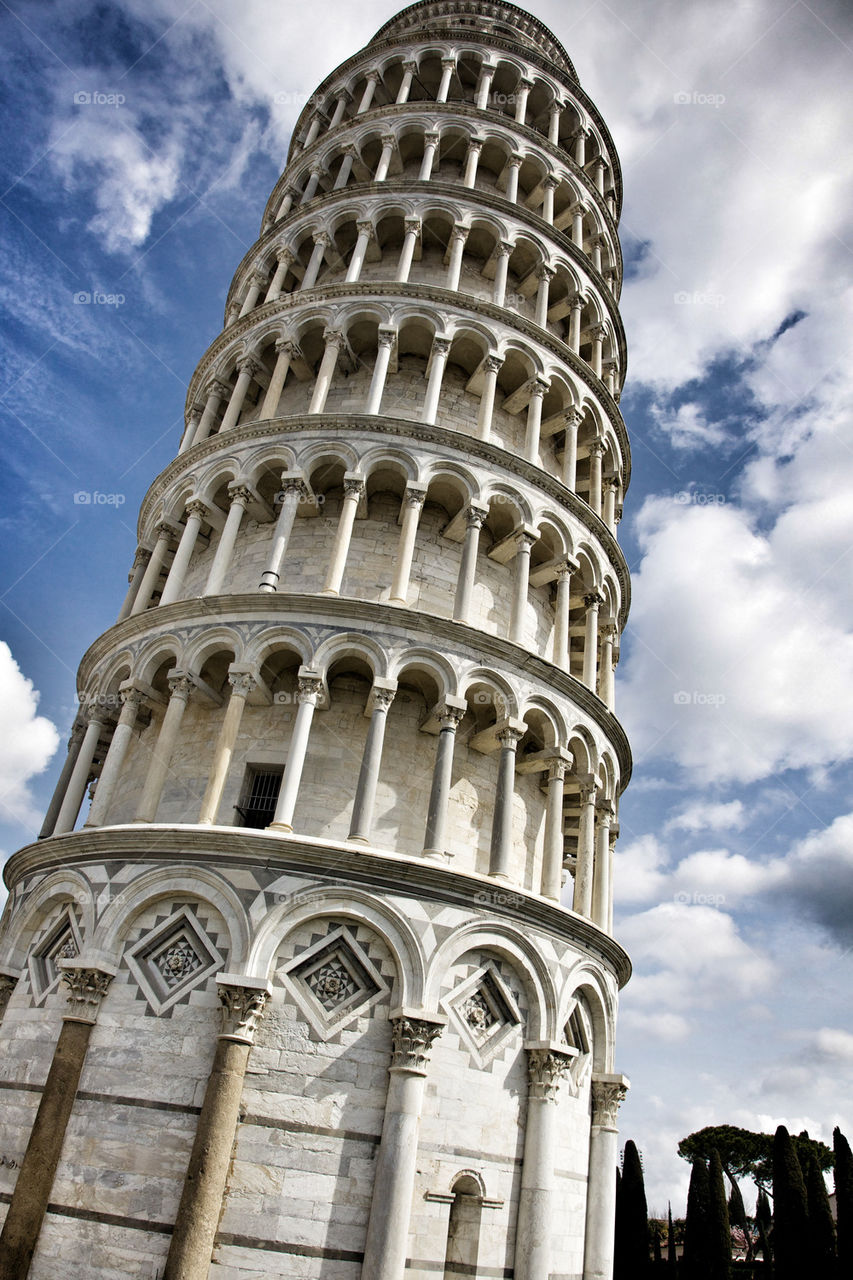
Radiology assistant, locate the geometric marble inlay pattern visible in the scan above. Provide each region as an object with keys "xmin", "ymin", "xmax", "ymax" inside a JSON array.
[
  {"xmin": 125, "ymin": 906, "xmax": 224, "ymax": 1017},
  {"xmin": 446, "ymin": 960, "xmax": 523, "ymax": 1070},
  {"xmin": 27, "ymin": 907, "xmax": 83, "ymax": 1003},
  {"xmin": 280, "ymin": 923, "xmax": 390, "ymax": 1040}
]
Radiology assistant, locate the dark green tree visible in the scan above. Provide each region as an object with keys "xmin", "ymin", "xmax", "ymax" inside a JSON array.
[
  {"xmin": 754, "ymin": 1188, "xmax": 772, "ymax": 1264},
  {"xmin": 614, "ymin": 1140, "xmax": 649, "ymax": 1278},
  {"xmin": 801, "ymin": 1144, "xmax": 836, "ymax": 1269},
  {"xmin": 726, "ymin": 1175, "xmax": 752, "ymax": 1263},
  {"xmin": 773, "ymin": 1125, "xmax": 809, "ymax": 1280},
  {"xmin": 683, "ymin": 1158, "xmax": 712, "ymax": 1280},
  {"xmin": 679, "ymin": 1122, "xmax": 833, "ymax": 1193},
  {"xmin": 834, "ymin": 1127, "xmax": 853, "ymax": 1275},
  {"xmin": 708, "ymin": 1150, "xmax": 731, "ymax": 1279},
  {"xmin": 667, "ymin": 1203, "xmax": 677, "ymax": 1271}
]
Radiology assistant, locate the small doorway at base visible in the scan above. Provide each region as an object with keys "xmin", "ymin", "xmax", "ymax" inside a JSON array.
[{"xmin": 443, "ymin": 1172, "xmax": 484, "ymax": 1276}]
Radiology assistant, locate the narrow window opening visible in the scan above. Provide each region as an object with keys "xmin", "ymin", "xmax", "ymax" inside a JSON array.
[{"xmin": 235, "ymin": 766, "xmax": 283, "ymax": 828}]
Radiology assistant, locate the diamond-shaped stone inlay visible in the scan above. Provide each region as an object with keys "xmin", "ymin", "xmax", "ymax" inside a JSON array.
[
  {"xmin": 447, "ymin": 961, "xmax": 522, "ymax": 1068},
  {"xmin": 304, "ymin": 955, "xmax": 359, "ymax": 1011},
  {"xmin": 125, "ymin": 908, "xmax": 224, "ymax": 1016},
  {"xmin": 29, "ymin": 909, "xmax": 84, "ymax": 1002},
  {"xmin": 461, "ymin": 990, "xmax": 498, "ymax": 1038},
  {"xmin": 281, "ymin": 926, "xmax": 390, "ymax": 1039},
  {"xmin": 152, "ymin": 935, "xmax": 204, "ymax": 989}
]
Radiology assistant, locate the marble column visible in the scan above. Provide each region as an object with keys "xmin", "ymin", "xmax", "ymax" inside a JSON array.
[
  {"xmin": 238, "ymin": 271, "xmax": 266, "ymax": 317},
  {"xmin": 475, "ymin": 61, "xmax": 496, "ymax": 109},
  {"xmin": 135, "ymin": 674, "xmax": 193, "ymax": 822},
  {"xmin": 552, "ymin": 562, "xmax": 573, "ymax": 670},
  {"xmin": 582, "ymin": 592, "xmax": 603, "ymax": 690},
  {"xmin": 509, "ymin": 529, "xmax": 537, "ymax": 643},
  {"xmin": 419, "ymin": 130, "xmax": 440, "ymax": 180},
  {"xmin": 348, "ymin": 684, "xmax": 396, "ymax": 843},
  {"xmin": 437, "ymin": 58, "xmax": 455, "ymax": 103},
  {"xmin": 514, "ymin": 78, "xmax": 532, "ymax": 124},
  {"xmin": 603, "ymin": 476, "xmax": 619, "ymax": 532},
  {"xmin": 258, "ymin": 477, "xmax": 306, "ymax": 593},
  {"xmin": 541, "ymin": 756, "xmax": 569, "ymax": 901},
  {"xmin": 374, "ymin": 134, "xmax": 397, "ymax": 183},
  {"xmin": 301, "ymin": 232, "xmax": 330, "ymax": 290},
  {"xmin": 548, "ymin": 101, "xmax": 562, "ymax": 145},
  {"xmin": 116, "ymin": 546, "xmax": 151, "ymax": 621},
  {"xmin": 269, "ymin": 673, "xmax": 323, "ymax": 831},
  {"xmin": 357, "ymin": 70, "xmax": 380, "ymax": 114},
  {"xmin": 194, "ymin": 379, "xmax": 229, "ymax": 444},
  {"xmin": 178, "ymin": 406, "xmax": 202, "ymax": 455},
  {"xmin": 422, "ymin": 703, "xmax": 466, "ymax": 858},
  {"xmin": 329, "ymin": 90, "xmax": 350, "ymax": 127},
  {"xmin": 421, "ymin": 336, "xmax": 451, "ymax": 424},
  {"xmin": 53, "ymin": 711, "xmax": 106, "ymax": 835},
  {"xmin": 463, "ymin": 138, "xmax": 484, "ymax": 187},
  {"xmin": 334, "ymin": 144, "xmax": 359, "ymax": 189},
  {"xmin": 571, "ymin": 205, "xmax": 585, "ymax": 248},
  {"xmin": 219, "ymin": 358, "xmax": 259, "ymax": 433},
  {"xmin": 592, "ymin": 801, "xmax": 614, "ymax": 932},
  {"xmin": 445, "ymin": 224, "xmax": 469, "ymax": 291},
  {"xmin": 204, "ymin": 485, "xmax": 251, "ymax": 596},
  {"xmin": 453, "ymin": 505, "xmax": 488, "ymax": 623},
  {"xmin": 588, "ymin": 440, "xmax": 604, "ymax": 517},
  {"xmin": 396, "ymin": 217, "xmax": 421, "ymax": 283},
  {"xmin": 598, "ymin": 623, "xmax": 617, "ymax": 710},
  {"xmin": 583, "ymin": 1075, "xmax": 630, "ymax": 1280},
  {"xmin": 0, "ymin": 962, "xmax": 114, "ymax": 1280},
  {"xmin": 198, "ymin": 672, "xmax": 256, "ymax": 825},
  {"xmin": 300, "ymin": 162, "xmax": 324, "ymax": 204},
  {"xmin": 276, "ymin": 187, "xmax": 298, "ymax": 219},
  {"xmin": 323, "ymin": 475, "xmax": 364, "ymax": 594},
  {"xmin": 83, "ymin": 687, "xmax": 144, "ymax": 827},
  {"xmin": 476, "ymin": 355, "xmax": 503, "ymax": 440},
  {"xmin": 38, "ymin": 720, "xmax": 85, "ymax": 838},
  {"xmin": 493, "ymin": 241, "xmax": 512, "ymax": 306},
  {"xmin": 573, "ymin": 128, "xmax": 588, "ymax": 167},
  {"xmin": 396, "ymin": 60, "xmax": 417, "ymax": 105},
  {"xmin": 505, "ymin": 153, "xmax": 523, "ymax": 202},
  {"xmin": 572, "ymin": 782, "xmax": 596, "ymax": 918},
  {"xmin": 346, "ymin": 219, "xmax": 375, "ymax": 281},
  {"xmin": 535, "ymin": 266, "xmax": 554, "ymax": 328},
  {"xmin": 568, "ymin": 294, "xmax": 584, "ymax": 353},
  {"xmin": 514, "ymin": 1046, "xmax": 573, "ymax": 1280},
  {"xmin": 488, "ymin": 724, "xmax": 524, "ymax": 878},
  {"xmin": 163, "ymin": 976, "xmax": 272, "ymax": 1280},
  {"xmin": 159, "ymin": 500, "xmax": 208, "ymax": 606},
  {"xmin": 524, "ymin": 379, "xmax": 548, "ymax": 462},
  {"xmin": 590, "ymin": 326, "xmax": 607, "ymax": 380},
  {"xmin": 130, "ymin": 523, "xmax": 174, "ymax": 615},
  {"xmin": 562, "ymin": 410, "xmax": 582, "ymax": 490},
  {"xmin": 542, "ymin": 176, "xmax": 558, "ymax": 225},
  {"xmin": 309, "ymin": 329, "xmax": 343, "ymax": 413},
  {"xmin": 361, "ymin": 1013, "xmax": 444, "ymax": 1280},
  {"xmin": 365, "ymin": 327, "xmax": 396, "ymax": 415},
  {"xmin": 264, "ymin": 250, "xmax": 294, "ymax": 303},
  {"xmin": 390, "ymin": 486, "xmax": 426, "ymax": 603}
]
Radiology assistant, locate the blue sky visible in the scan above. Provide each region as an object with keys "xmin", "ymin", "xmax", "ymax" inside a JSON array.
[{"xmin": 1, "ymin": 0, "xmax": 853, "ymax": 1210}]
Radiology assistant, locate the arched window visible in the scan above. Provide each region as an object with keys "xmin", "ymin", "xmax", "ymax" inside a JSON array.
[{"xmin": 443, "ymin": 1173, "xmax": 484, "ymax": 1276}]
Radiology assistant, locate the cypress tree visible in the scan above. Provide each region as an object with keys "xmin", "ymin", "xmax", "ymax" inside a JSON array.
[
  {"xmin": 754, "ymin": 1187, "xmax": 772, "ymax": 1265},
  {"xmin": 683, "ymin": 1157, "xmax": 712, "ymax": 1280},
  {"xmin": 667, "ymin": 1203, "xmax": 677, "ymax": 1271},
  {"xmin": 772, "ymin": 1124, "xmax": 809, "ymax": 1280},
  {"xmin": 708, "ymin": 1149, "xmax": 731, "ymax": 1278},
  {"xmin": 614, "ymin": 1140, "xmax": 649, "ymax": 1278},
  {"xmin": 834, "ymin": 1127, "xmax": 853, "ymax": 1275},
  {"xmin": 727, "ymin": 1175, "xmax": 751, "ymax": 1263},
  {"xmin": 801, "ymin": 1144, "xmax": 836, "ymax": 1268}
]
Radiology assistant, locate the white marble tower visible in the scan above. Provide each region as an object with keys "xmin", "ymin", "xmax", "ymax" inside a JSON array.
[{"xmin": 0, "ymin": 4, "xmax": 631, "ymax": 1277}]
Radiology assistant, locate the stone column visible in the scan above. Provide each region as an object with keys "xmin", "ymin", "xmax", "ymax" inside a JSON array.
[
  {"xmin": 396, "ymin": 60, "xmax": 417, "ymax": 104},
  {"xmin": 421, "ymin": 335, "xmax": 451, "ymax": 424},
  {"xmin": 346, "ymin": 219, "xmax": 375, "ymax": 282},
  {"xmin": 53, "ymin": 711, "xmax": 106, "ymax": 835},
  {"xmin": 509, "ymin": 530, "xmax": 536, "ymax": 644},
  {"xmin": 178, "ymin": 405, "xmax": 202, "ymax": 454},
  {"xmin": 348, "ymin": 684, "xmax": 396, "ymax": 843},
  {"xmin": 269, "ymin": 673, "xmax": 323, "ymax": 831},
  {"xmin": 568, "ymin": 293, "xmax": 584, "ymax": 353},
  {"xmin": 329, "ymin": 90, "xmax": 350, "ymax": 128},
  {"xmin": 259, "ymin": 339, "xmax": 293, "ymax": 418},
  {"xmin": 204, "ymin": 485, "xmax": 250, "ymax": 596},
  {"xmin": 513, "ymin": 1046, "xmax": 573, "ymax": 1280},
  {"xmin": 552, "ymin": 562, "xmax": 573, "ymax": 670},
  {"xmin": 0, "ymin": 962, "xmax": 114, "ymax": 1280},
  {"xmin": 418, "ymin": 130, "xmax": 440, "ymax": 180},
  {"xmin": 571, "ymin": 206, "xmax": 585, "ymax": 248},
  {"xmin": 396, "ymin": 217, "xmax": 421, "ymax": 283},
  {"xmin": 475, "ymin": 61, "xmax": 496, "ymax": 109},
  {"xmin": 361, "ymin": 1013, "xmax": 444, "ymax": 1280},
  {"xmin": 590, "ymin": 326, "xmax": 607, "ymax": 380},
  {"xmin": 437, "ymin": 58, "xmax": 455, "ymax": 102},
  {"xmin": 334, "ymin": 144, "xmax": 359, "ymax": 189},
  {"xmin": 588, "ymin": 440, "xmax": 604, "ymax": 517},
  {"xmin": 135, "ymin": 674, "xmax": 193, "ymax": 822},
  {"xmin": 514, "ymin": 78, "xmax": 532, "ymax": 124},
  {"xmin": 357, "ymin": 69, "xmax": 380, "ymax": 114},
  {"xmin": 583, "ymin": 1075, "xmax": 630, "ymax": 1280},
  {"xmin": 130, "ymin": 523, "xmax": 174, "ymax": 615},
  {"xmin": 390, "ymin": 486, "xmax": 426, "ymax": 603},
  {"xmin": 603, "ymin": 476, "xmax": 619, "ymax": 531},
  {"xmin": 323, "ymin": 475, "xmax": 364, "ymax": 594},
  {"xmin": 582, "ymin": 592, "xmax": 603, "ymax": 690},
  {"xmin": 542, "ymin": 176, "xmax": 558, "ymax": 225},
  {"xmin": 591, "ymin": 237, "xmax": 603, "ymax": 274},
  {"xmin": 453, "ymin": 505, "xmax": 488, "ymax": 623},
  {"xmin": 593, "ymin": 157, "xmax": 606, "ymax": 194},
  {"xmin": 308, "ymin": 328, "xmax": 343, "ymax": 413},
  {"xmin": 592, "ymin": 801, "xmax": 614, "ymax": 932},
  {"xmin": 219, "ymin": 358, "xmax": 259, "ymax": 433},
  {"xmin": 562, "ymin": 409, "xmax": 582, "ymax": 490},
  {"xmin": 264, "ymin": 249, "xmax": 293, "ymax": 303},
  {"xmin": 163, "ymin": 975, "xmax": 272, "ymax": 1280},
  {"xmin": 366, "ymin": 327, "xmax": 397, "ymax": 415},
  {"xmin": 258, "ymin": 476, "xmax": 306, "ymax": 592},
  {"xmin": 524, "ymin": 379, "xmax": 548, "ymax": 463},
  {"xmin": 194, "ymin": 379, "xmax": 229, "ymax": 444},
  {"xmin": 493, "ymin": 241, "xmax": 512, "ymax": 306},
  {"xmin": 299, "ymin": 161, "xmax": 324, "ymax": 204},
  {"xmin": 276, "ymin": 187, "xmax": 297, "ymax": 219},
  {"xmin": 572, "ymin": 782, "xmax": 596, "ymax": 917},
  {"xmin": 159, "ymin": 500, "xmax": 208, "ymax": 607},
  {"xmin": 116, "ymin": 546, "xmax": 150, "ymax": 621},
  {"xmin": 476, "ymin": 354, "xmax": 503, "ymax": 440},
  {"xmin": 541, "ymin": 756, "xmax": 569, "ymax": 901},
  {"xmin": 488, "ymin": 724, "xmax": 524, "ymax": 878},
  {"xmin": 38, "ymin": 720, "xmax": 85, "ymax": 838},
  {"xmin": 374, "ymin": 134, "xmax": 397, "ymax": 182},
  {"xmin": 463, "ymin": 138, "xmax": 484, "ymax": 187},
  {"xmin": 422, "ymin": 702, "xmax": 466, "ymax": 858},
  {"xmin": 599, "ymin": 623, "xmax": 617, "ymax": 709},
  {"xmin": 198, "ymin": 672, "xmax": 256, "ymax": 825},
  {"xmin": 83, "ymin": 687, "xmax": 144, "ymax": 828},
  {"xmin": 505, "ymin": 152, "xmax": 523, "ymax": 202},
  {"xmin": 535, "ymin": 266, "xmax": 554, "ymax": 329},
  {"xmin": 445, "ymin": 224, "xmax": 469, "ymax": 291},
  {"xmin": 301, "ymin": 231, "xmax": 330, "ymax": 290},
  {"xmin": 238, "ymin": 272, "xmax": 266, "ymax": 317},
  {"xmin": 302, "ymin": 116, "xmax": 323, "ymax": 148},
  {"xmin": 548, "ymin": 101, "xmax": 562, "ymax": 145},
  {"xmin": 574, "ymin": 128, "xmax": 588, "ymax": 167}
]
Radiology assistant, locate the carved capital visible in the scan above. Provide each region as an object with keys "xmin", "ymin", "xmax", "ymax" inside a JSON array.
[
  {"xmin": 297, "ymin": 674, "xmax": 324, "ymax": 705},
  {"xmin": 466, "ymin": 138, "xmax": 484, "ymax": 155},
  {"xmin": 343, "ymin": 476, "xmax": 365, "ymax": 500},
  {"xmin": 227, "ymin": 483, "xmax": 252, "ymax": 508},
  {"xmin": 497, "ymin": 725, "xmax": 524, "ymax": 749},
  {"xmin": 589, "ymin": 439, "xmax": 606, "ymax": 458},
  {"xmin": 60, "ymin": 964, "xmax": 114, "ymax": 1023},
  {"xmin": 377, "ymin": 326, "xmax": 397, "ymax": 350},
  {"xmin": 218, "ymin": 979, "xmax": 270, "ymax": 1044},
  {"xmin": 590, "ymin": 324, "xmax": 609, "ymax": 342},
  {"xmin": 312, "ymin": 230, "xmax": 332, "ymax": 248},
  {"xmin": 530, "ymin": 377, "xmax": 549, "ymax": 398},
  {"xmin": 228, "ymin": 671, "xmax": 256, "ymax": 699},
  {"xmin": 431, "ymin": 335, "xmax": 452, "ymax": 357},
  {"xmin": 371, "ymin": 686, "xmax": 396, "ymax": 714},
  {"xmin": 208, "ymin": 378, "xmax": 230, "ymax": 401},
  {"xmin": 591, "ymin": 1075, "xmax": 629, "ymax": 1127},
  {"xmin": 404, "ymin": 216, "xmax": 422, "ymax": 238},
  {"xmin": 547, "ymin": 756, "xmax": 569, "ymax": 783},
  {"xmin": 237, "ymin": 356, "xmax": 261, "ymax": 378},
  {"xmin": 323, "ymin": 327, "xmax": 344, "ymax": 349},
  {"xmin": 450, "ymin": 223, "xmax": 470, "ymax": 244},
  {"xmin": 465, "ymin": 505, "xmax": 488, "ymax": 531},
  {"xmin": 380, "ymin": 132, "xmax": 397, "ymax": 149},
  {"xmin": 437, "ymin": 704, "xmax": 465, "ymax": 731},
  {"xmin": 390, "ymin": 1015, "xmax": 443, "ymax": 1073},
  {"xmin": 119, "ymin": 686, "xmax": 144, "ymax": 715},
  {"xmin": 484, "ymin": 353, "xmax": 504, "ymax": 375},
  {"xmin": 167, "ymin": 673, "xmax": 194, "ymax": 702},
  {"xmin": 356, "ymin": 219, "xmax": 376, "ymax": 239},
  {"xmin": 424, "ymin": 130, "xmax": 440, "ymax": 146},
  {"xmin": 527, "ymin": 1047, "xmax": 573, "ymax": 1102},
  {"xmin": 185, "ymin": 499, "xmax": 209, "ymax": 522},
  {"xmin": 584, "ymin": 591, "xmax": 604, "ymax": 610}
]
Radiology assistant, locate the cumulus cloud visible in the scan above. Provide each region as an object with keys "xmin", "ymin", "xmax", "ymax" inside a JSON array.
[
  {"xmin": 665, "ymin": 799, "xmax": 746, "ymax": 834},
  {"xmin": 0, "ymin": 644, "xmax": 59, "ymax": 826}
]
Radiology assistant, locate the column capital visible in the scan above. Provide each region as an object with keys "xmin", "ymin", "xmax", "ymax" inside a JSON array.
[
  {"xmin": 543, "ymin": 173, "xmax": 560, "ymax": 191},
  {"xmin": 441, "ymin": 56, "xmax": 456, "ymax": 69},
  {"xmin": 275, "ymin": 245, "xmax": 295, "ymax": 266},
  {"xmin": 356, "ymin": 218, "xmax": 376, "ymax": 239},
  {"xmin": 465, "ymin": 503, "xmax": 489, "ymax": 530},
  {"xmin": 312, "ymin": 229, "xmax": 332, "ymax": 248},
  {"xmin": 118, "ymin": 684, "xmax": 145, "ymax": 714},
  {"xmin": 467, "ymin": 137, "xmax": 485, "ymax": 155},
  {"xmin": 389, "ymin": 1012, "xmax": 445, "ymax": 1074},
  {"xmin": 377, "ymin": 325, "xmax": 398, "ymax": 349},
  {"xmin": 380, "ymin": 132, "xmax": 397, "ymax": 150},
  {"xmin": 167, "ymin": 672, "xmax": 195, "ymax": 702},
  {"xmin": 584, "ymin": 590, "xmax": 604, "ymax": 609},
  {"xmin": 529, "ymin": 376, "xmax": 549, "ymax": 398},
  {"xmin": 508, "ymin": 150, "xmax": 524, "ymax": 169},
  {"xmin": 497, "ymin": 723, "xmax": 524, "ymax": 749},
  {"xmin": 59, "ymin": 961, "xmax": 116, "ymax": 1024},
  {"xmin": 437, "ymin": 703, "xmax": 465, "ymax": 731},
  {"xmin": 588, "ymin": 439, "xmax": 606, "ymax": 459},
  {"xmin": 546, "ymin": 755, "xmax": 569, "ymax": 782},
  {"xmin": 514, "ymin": 527, "xmax": 538, "ymax": 552},
  {"xmin": 236, "ymin": 356, "xmax": 261, "ymax": 378},
  {"xmin": 590, "ymin": 324, "xmax": 609, "ymax": 342},
  {"xmin": 496, "ymin": 239, "xmax": 513, "ymax": 259},
  {"xmin": 365, "ymin": 69, "xmax": 381, "ymax": 84},
  {"xmin": 403, "ymin": 216, "xmax": 422, "ymax": 237},
  {"xmin": 216, "ymin": 972, "xmax": 272, "ymax": 1044},
  {"xmin": 296, "ymin": 670, "xmax": 324, "ymax": 704},
  {"xmin": 591, "ymin": 1073, "xmax": 630, "ymax": 1127},
  {"xmin": 343, "ymin": 474, "xmax": 365, "ymax": 499},
  {"xmin": 184, "ymin": 498, "xmax": 210, "ymax": 522},
  {"xmin": 450, "ymin": 222, "xmax": 470, "ymax": 244},
  {"xmin": 536, "ymin": 263, "xmax": 556, "ymax": 282},
  {"xmin": 431, "ymin": 334, "xmax": 452, "ymax": 357},
  {"xmin": 369, "ymin": 684, "xmax": 397, "ymax": 714},
  {"xmin": 484, "ymin": 352, "xmax": 504, "ymax": 374},
  {"xmin": 248, "ymin": 270, "xmax": 267, "ymax": 290},
  {"xmin": 424, "ymin": 129, "xmax": 440, "ymax": 146},
  {"xmin": 569, "ymin": 291, "xmax": 586, "ymax": 309},
  {"xmin": 275, "ymin": 335, "xmax": 299, "ymax": 357},
  {"xmin": 227, "ymin": 670, "xmax": 256, "ymax": 699},
  {"xmin": 322, "ymin": 326, "xmax": 345, "ymax": 349},
  {"xmin": 207, "ymin": 377, "xmax": 230, "ymax": 400},
  {"xmin": 402, "ymin": 58, "xmax": 418, "ymax": 73},
  {"xmin": 307, "ymin": 159, "xmax": 326, "ymax": 177},
  {"xmin": 526, "ymin": 1045, "xmax": 574, "ymax": 1101},
  {"xmin": 402, "ymin": 483, "xmax": 427, "ymax": 509},
  {"xmin": 227, "ymin": 482, "xmax": 253, "ymax": 507}
]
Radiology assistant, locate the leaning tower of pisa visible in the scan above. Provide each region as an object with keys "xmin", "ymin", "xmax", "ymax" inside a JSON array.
[{"xmin": 0, "ymin": 4, "xmax": 631, "ymax": 1278}]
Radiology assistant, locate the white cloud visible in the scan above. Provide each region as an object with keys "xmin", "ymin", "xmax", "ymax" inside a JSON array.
[
  {"xmin": 651, "ymin": 401, "xmax": 731, "ymax": 451},
  {"xmin": 0, "ymin": 644, "xmax": 59, "ymax": 826},
  {"xmin": 665, "ymin": 799, "xmax": 746, "ymax": 834}
]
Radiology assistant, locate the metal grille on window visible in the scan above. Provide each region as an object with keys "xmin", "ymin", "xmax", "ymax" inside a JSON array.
[{"xmin": 236, "ymin": 767, "xmax": 283, "ymax": 828}]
